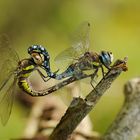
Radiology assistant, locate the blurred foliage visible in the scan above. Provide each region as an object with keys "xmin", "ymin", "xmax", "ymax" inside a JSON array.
[{"xmin": 0, "ymin": 0, "xmax": 140, "ymax": 139}]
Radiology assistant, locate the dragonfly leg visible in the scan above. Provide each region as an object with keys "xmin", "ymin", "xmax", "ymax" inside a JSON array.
[
  {"xmin": 100, "ymin": 65, "xmax": 106, "ymax": 78},
  {"xmin": 90, "ymin": 68, "xmax": 98, "ymax": 89},
  {"xmin": 53, "ymin": 69, "xmax": 60, "ymax": 75},
  {"xmin": 36, "ymin": 68, "xmax": 52, "ymax": 82},
  {"xmin": 43, "ymin": 77, "xmax": 51, "ymax": 82},
  {"xmin": 90, "ymin": 80, "xmax": 95, "ymax": 89},
  {"xmin": 101, "ymin": 65, "xmax": 112, "ymax": 79}
]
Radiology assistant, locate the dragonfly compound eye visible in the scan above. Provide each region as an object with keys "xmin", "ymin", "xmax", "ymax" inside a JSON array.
[
  {"xmin": 28, "ymin": 45, "xmax": 42, "ymax": 54},
  {"xmin": 99, "ymin": 51, "xmax": 113, "ymax": 68}
]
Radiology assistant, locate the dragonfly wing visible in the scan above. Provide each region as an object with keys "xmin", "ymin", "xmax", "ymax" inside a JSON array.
[
  {"xmin": 0, "ymin": 35, "xmax": 18, "ymax": 125},
  {"xmin": 0, "ymin": 34, "xmax": 19, "ymax": 67},
  {"xmin": 70, "ymin": 21, "xmax": 90, "ymax": 55},
  {"xmin": 0, "ymin": 75, "xmax": 16, "ymax": 126},
  {"xmin": 54, "ymin": 47, "xmax": 78, "ymax": 70},
  {"xmin": 0, "ymin": 34, "xmax": 18, "ymax": 93},
  {"xmin": 0, "ymin": 60, "xmax": 17, "ymax": 90},
  {"xmin": 54, "ymin": 21, "xmax": 90, "ymax": 70}
]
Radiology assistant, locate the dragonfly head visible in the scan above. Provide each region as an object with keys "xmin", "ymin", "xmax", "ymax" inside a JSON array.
[
  {"xmin": 28, "ymin": 45, "xmax": 50, "ymax": 66},
  {"xmin": 99, "ymin": 51, "xmax": 113, "ymax": 69}
]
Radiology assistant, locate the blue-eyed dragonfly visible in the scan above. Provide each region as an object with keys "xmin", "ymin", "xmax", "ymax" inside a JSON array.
[
  {"xmin": 54, "ymin": 22, "xmax": 114, "ymax": 87},
  {"xmin": 0, "ymin": 35, "xmax": 59, "ymax": 125}
]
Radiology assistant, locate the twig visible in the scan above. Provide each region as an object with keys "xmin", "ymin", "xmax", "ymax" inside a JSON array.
[
  {"xmin": 49, "ymin": 58, "xmax": 128, "ymax": 140},
  {"xmin": 103, "ymin": 77, "xmax": 140, "ymax": 140}
]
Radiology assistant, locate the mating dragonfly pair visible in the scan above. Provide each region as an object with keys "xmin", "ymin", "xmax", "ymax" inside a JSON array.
[{"xmin": 0, "ymin": 22, "xmax": 113, "ymax": 125}]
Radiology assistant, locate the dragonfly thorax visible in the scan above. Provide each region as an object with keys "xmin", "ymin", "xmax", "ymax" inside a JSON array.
[
  {"xmin": 17, "ymin": 59, "xmax": 35, "ymax": 76},
  {"xmin": 84, "ymin": 51, "xmax": 100, "ymax": 62}
]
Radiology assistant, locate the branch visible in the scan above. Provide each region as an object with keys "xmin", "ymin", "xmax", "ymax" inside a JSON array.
[
  {"xmin": 49, "ymin": 58, "xmax": 128, "ymax": 140},
  {"xmin": 103, "ymin": 77, "xmax": 140, "ymax": 140},
  {"xmin": 16, "ymin": 84, "xmax": 95, "ymax": 140}
]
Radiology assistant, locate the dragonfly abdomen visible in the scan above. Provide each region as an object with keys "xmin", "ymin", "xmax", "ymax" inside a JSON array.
[
  {"xmin": 18, "ymin": 78, "xmax": 32, "ymax": 94},
  {"xmin": 55, "ymin": 64, "xmax": 75, "ymax": 80}
]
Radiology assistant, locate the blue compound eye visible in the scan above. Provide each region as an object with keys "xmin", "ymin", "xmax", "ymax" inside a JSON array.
[{"xmin": 99, "ymin": 51, "xmax": 113, "ymax": 68}]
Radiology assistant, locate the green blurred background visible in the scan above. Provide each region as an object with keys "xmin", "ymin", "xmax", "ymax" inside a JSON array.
[{"xmin": 0, "ymin": 0, "xmax": 140, "ymax": 139}]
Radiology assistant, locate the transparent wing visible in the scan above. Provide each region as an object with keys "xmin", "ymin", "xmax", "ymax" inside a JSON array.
[
  {"xmin": 0, "ymin": 75, "xmax": 16, "ymax": 126},
  {"xmin": 0, "ymin": 60, "xmax": 17, "ymax": 91},
  {"xmin": 0, "ymin": 34, "xmax": 19, "ymax": 68},
  {"xmin": 55, "ymin": 21, "xmax": 90, "ymax": 70},
  {"xmin": 0, "ymin": 34, "xmax": 19, "ymax": 91},
  {"xmin": 0, "ymin": 35, "xmax": 19, "ymax": 125}
]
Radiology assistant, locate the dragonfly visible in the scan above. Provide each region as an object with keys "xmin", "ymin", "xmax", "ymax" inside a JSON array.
[
  {"xmin": 0, "ymin": 35, "xmax": 59, "ymax": 126},
  {"xmin": 54, "ymin": 22, "xmax": 114, "ymax": 87}
]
